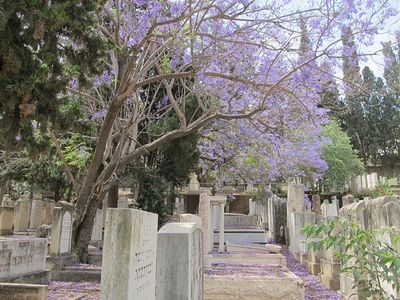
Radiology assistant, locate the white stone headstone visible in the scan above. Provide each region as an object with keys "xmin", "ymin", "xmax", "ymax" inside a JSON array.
[
  {"xmin": 59, "ymin": 211, "xmax": 71, "ymax": 254},
  {"xmin": 156, "ymin": 223, "xmax": 203, "ymax": 300},
  {"xmin": 101, "ymin": 209, "xmax": 158, "ymax": 300}
]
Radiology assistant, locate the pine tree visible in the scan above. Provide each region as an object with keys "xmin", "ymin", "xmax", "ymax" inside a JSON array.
[{"xmin": 0, "ymin": 0, "xmax": 107, "ymax": 150}]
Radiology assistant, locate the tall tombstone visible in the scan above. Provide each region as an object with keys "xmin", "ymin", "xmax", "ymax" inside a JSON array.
[
  {"xmin": 0, "ymin": 207, "xmax": 14, "ymax": 236},
  {"xmin": 287, "ymin": 183, "xmax": 305, "ymax": 214},
  {"xmin": 14, "ymin": 198, "xmax": 31, "ymax": 232},
  {"xmin": 311, "ymin": 195, "xmax": 321, "ymax": 218},
  {"xmin": 91, "ymin": 209, "xmax": 103, "ymax": 242},
  {"xmin": 101, "ymin": 209, "xmax": 158, "ymax": 300},
  {"xmin": 49, "ymin": 201, "xmax": 74, "ymax": 256},
  {"xmin": 288, "ymin": 211, "xmax": 315, "ymax": 255},
  {"xmin": 198, "ymin": 193, "xmax": 212, "ymax": 254},
  {"xmin": 29, "ymin": 195, "xmax": 44, "ymax": 229},
  {"xmin": 41, "ymin": 199, "xmax": 55, "ymax": 225},
  {"xmin": 156, "ymin": 223, "xmax": 203, "ymax": 300},
  {"xmin": 287, "ymin": 183, "xmax": 305, "ymax": 250}
]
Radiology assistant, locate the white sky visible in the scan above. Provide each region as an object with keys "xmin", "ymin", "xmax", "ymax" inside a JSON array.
[{"xmin": 361, "ymin": 0, "xmax": 400, "ymax": 77}]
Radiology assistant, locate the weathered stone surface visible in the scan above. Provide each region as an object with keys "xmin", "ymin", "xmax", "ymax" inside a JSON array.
[
  {"xmin": 50, "ymin": 202, "xmax": 74, "ymax": 256},
  {"xmin": 0, "ymin": 283, "xmax": 47, "ymax": 300},
  {"xmin": 204, "ymin": 265, "xmax": 304, "ymax": 300},
  {"xmin": 307, "ymin": 261, "xmax": 320, "ymax": 275},
  {"xmin": 180, "ymin": 214, "xmax": 202, "ymax": 225},
  {"xmin": 321, "ymin": 201, "xmax": 338, "ymax": 219},
  {"xmin": 205, "ymin": 252, "xmax": 286, "ymax": 267},
  {"xmin": 156, "ymin": 223, "xmax": 203, "ymax": 300},
  {"xmin": 288, "ymin": 212, "xmax": 315, "ymax": 255},
  {"xmin": 312, "ymin": 195, "xmax": 321, "ymax": 217},
  {"xmin": 91, "ymin": 209, "xmax": 103, "ymax": 242},
  {"xmin": 29, "ymin": 200, "xmax": 44, "ymax": 229},
  {"xmin": 215, "ymin": 228, "xmax": 267, "ymax": 244},
  {"xmin": 224, "ymin": 214, "xmax": 257, "ymax": 227},
  {"xmin": 41, "ymin": 200, "xmax": 55, "ymax": 225},
  {"xmin": 0, "ymin": 207, "xmax": 14, "ymax": 236},
  {"xmin": 198, "ymin": 193, "xmax": 212, "ymax": 254},
  {"xmin": 101, "ymin": 208, "xmax": 158, "ymax": 300},
  {"xmin": 225, "ymin": 242, "xmax": 281, "ymax": 254},
  {"xmin": 342, "ymin": 195, "xmax": 355, "ymax": 207},
  {"xmin": 0, "ymin": 236, "xmax": 47, "ymax": 281},
  {"xmin": 14, "ymin": 199, "xmax": 31, "ymax": 232}
]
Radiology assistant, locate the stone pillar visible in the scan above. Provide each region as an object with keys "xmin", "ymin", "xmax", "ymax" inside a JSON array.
[
  {"xmin": 14, "ymin": 198, "xmax": 31, "ymax": 232},
  {"xmin": 0, "ymin": 207, "xmax": 14, "ymax": 236},
  {"xmin": 49, "ymin": 201, "xmax": 74, "ymax": 256},
  {"xmin": 198, "ymin": 193, "xmax": 212, "ymax": 254},
  {"xmin": 218, "ymin": 201, "xmax": 225, "ymax": 253},
  {"xmin": 100, "ymin": 209, "xmax": 158, "ymax": 300},
  {"xmin": 248, "ymin": 198, "xmax": 253, "ymax": 215},
  {"xmin": 156, "ymin": 223, "xmax": 203, "ymax": 300}
]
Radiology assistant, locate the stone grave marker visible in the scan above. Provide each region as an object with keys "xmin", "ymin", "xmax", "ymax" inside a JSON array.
[
  {"xmin": 198, "ymin": 193, "xmax": 212, "ymax": 254},
  {"xmin": 14, "ymin": 198, "xmax": 31, "ymax": 232},
  {"xmin": 0, "ymin": 207, "xmax": 14, "ymax": 236},
  {"xmin": 91, "ymin": 209, "xmax": 104, "ymax": 241},
  {"xmin": 156, "ymin": 223, "xmax": 203, "ymax": 300},
  {"xmin": 100, "ymin": 208, "xmax": 158, "ymax": 300},
  {"xmin": 49, "ymin": 202, "xmax": 74, "ymax": 256},
  {"xmin": 29, "ymin": 195, "xmax": 44, "ymax": 229}
]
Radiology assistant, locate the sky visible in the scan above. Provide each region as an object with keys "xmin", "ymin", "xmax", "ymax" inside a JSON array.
[{"xmin": 362, "ymin": 0, "xmax": 400, "ymax": 77}]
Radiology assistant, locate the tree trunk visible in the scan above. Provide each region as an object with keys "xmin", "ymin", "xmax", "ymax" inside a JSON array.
[
  {"xmin": 73, "ymin": 195, "xmax": 99, "ymax": 263},
  {"xmin": 107, "ymin": 180, "xmax": 119, "ymax": 208}
]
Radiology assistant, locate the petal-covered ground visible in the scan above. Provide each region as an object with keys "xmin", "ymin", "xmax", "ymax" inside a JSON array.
[
  {"xmin": 48, "ymin": 281, "xmax": 100, "ymax": 300},
  {"xmin": 280, "ymin": 246, "xmax": 342, "ymax": 300},
  {"xmin": 48, "ymin": 247, "xmax": 343, "ymax": 299}
]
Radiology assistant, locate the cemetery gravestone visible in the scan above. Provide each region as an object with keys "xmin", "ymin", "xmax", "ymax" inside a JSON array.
[
  {"xmin": 49, "ymin": 202, "xmax": 74, "ymax": 256},
  {"xmin": 156, "ymin": 223, "xmax": 203, "ymax": 300},
  {"xmin": 29, "ymin": 199, "xmax": 44, "ymax": 229},
  {"xmin": 198, "ymin": 193, "xmax": 212, "ymax": 254},
  {"xmin": 91, "ymin": 209, "xmax": 103, "ymax": 241},
  {"xmin": 14, "ymin": 199, "xmax": 31, "ymax": 232},
  {"xmin": 101, "ymin": 208, "xmax": 158, "ymax": 300},
  {"xmin": 0, "ymin": 207, "xmax": 14, "ymax": 236}
]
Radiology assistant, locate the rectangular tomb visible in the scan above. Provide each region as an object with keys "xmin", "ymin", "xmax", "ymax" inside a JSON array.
[
  {"xmin": 205, "ymin": 251, "xmax": 286, "ymax": 267},
  {"xmin": 0, "ymin": 236, "xmax": 48, "ymax": 283},
  {"xmin": 204, "ymin": 264, "xmax": 304, "ymax": 300}
]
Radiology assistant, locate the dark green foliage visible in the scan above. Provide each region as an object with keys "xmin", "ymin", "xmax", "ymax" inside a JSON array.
[
  {"xmin": 0, "ymin": 0, "xmax": 107, "ymax": 150},
  {"xmin": 126, "ymin": 163, "xmax": 170, "ymax": 227},
  {"xmin": 337, "ymin": 30, "xmax": 400, "ymax": 167}
]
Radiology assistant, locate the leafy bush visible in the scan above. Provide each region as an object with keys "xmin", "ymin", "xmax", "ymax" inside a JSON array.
[{"xmin": 303, "ymin": 219, "xmax": 400, "ymax": 299}]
